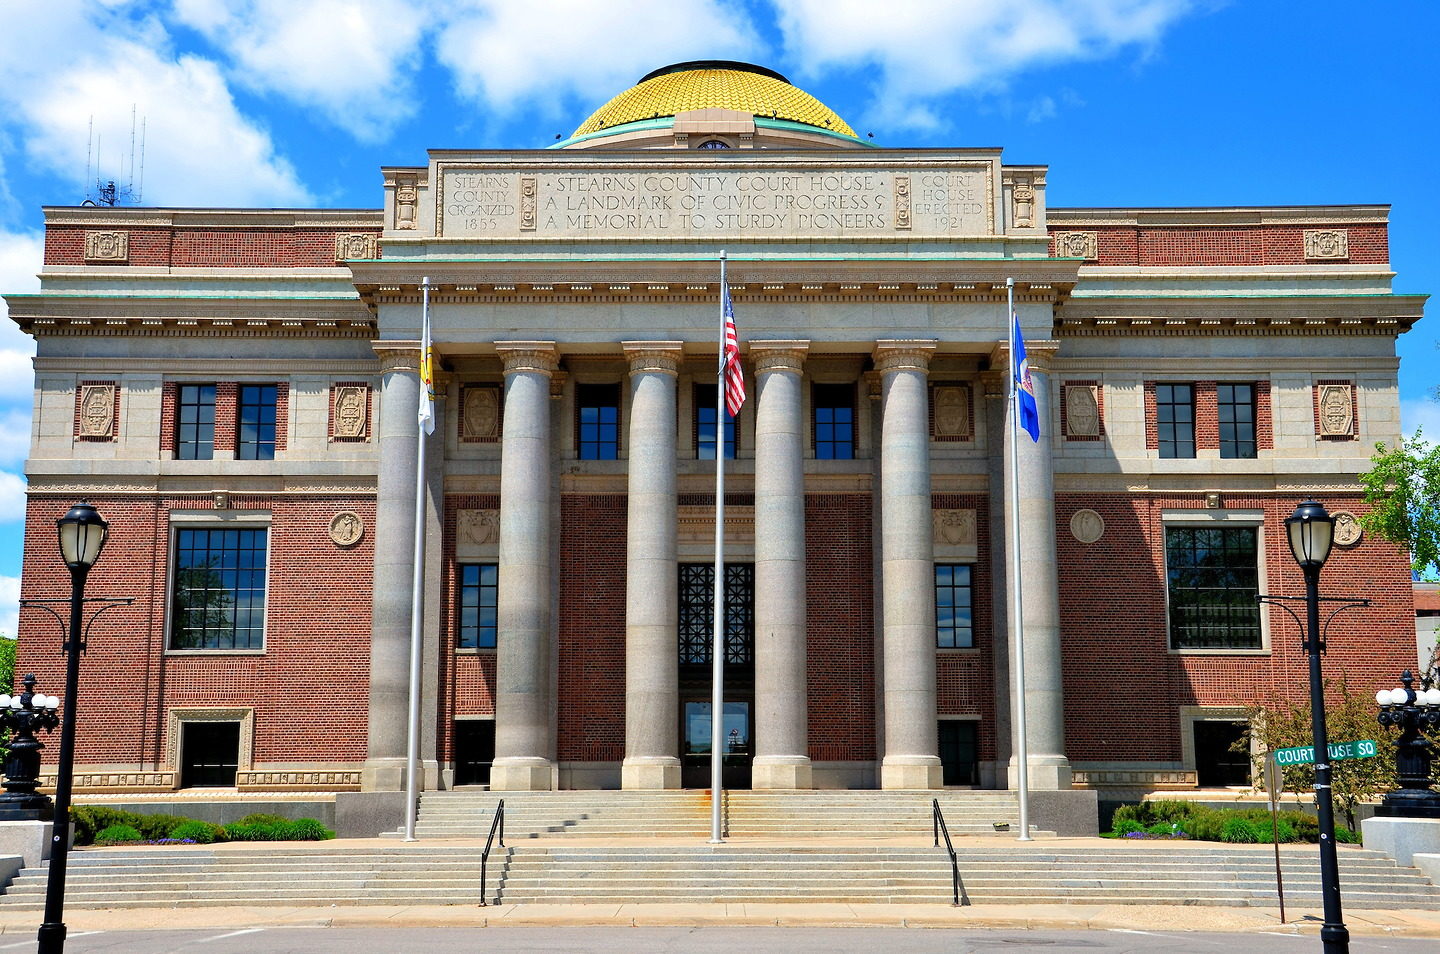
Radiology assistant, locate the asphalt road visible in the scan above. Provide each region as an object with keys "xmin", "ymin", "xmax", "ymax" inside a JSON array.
[{"xmin": 19, "ymin": 927, "xmax": 1436, "ymax": 954}]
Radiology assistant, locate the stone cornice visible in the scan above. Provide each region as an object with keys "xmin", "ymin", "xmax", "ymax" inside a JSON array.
[
  {"xmin": 623, "ymin": 341, "xmax": 684, "ymax": 376},
  {"xmin": 5, "ymin": 295, "xmax": 375, "ymax": 338},
  {"xmin": 41, "ymin": 207, "xmax": 384, "ymax": 229},
  {"xmin": 989, "ymin": 339, "xmax": 1059, "ymax": 374},
  {"xmin": 1046, "ymin": 205, "xmax": 1390, "ymax": 227},
  {"xmin": 374, "ymin": 340, "xmax": 420, "ymax": 373}
]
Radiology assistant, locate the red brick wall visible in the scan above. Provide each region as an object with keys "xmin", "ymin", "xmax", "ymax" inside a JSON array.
[
  {"xmin": 932, "ymin": 494, "xmax": 996, "ymax": 763},
  {"xmin": 16, "ymin": 493, "xmax": 376, "ymax": 767},
  {"xmin": 1049, "ymin": 224, "xmax": 1388, "ymax": 266},
  {"xmin": 43, "ymin": 226, "xmax": 381, "ymax": 267},
  {"xmin": 1056, "ymin": 493, "xmax": 1415, "ymax": 764},
  {"xmin": 805, "ymin": 494, "xmax": 876, "ymax": 762},
  {"xmin": 556, "ymin": 494, "xmax": 627, "ymax": 762}
]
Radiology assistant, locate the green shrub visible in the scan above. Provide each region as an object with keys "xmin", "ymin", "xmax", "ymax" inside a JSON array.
[
  {"xmin": 1146, "ymin": 821, "xmax": 1181, "ymax": 836},
  {"xmin": 71, "ymin": 806, "xmax": 144, "ymax": 846},
  {"xmin": 1112, "ymin": 818, "xmax": 1145, "ymax": 836},
  {"xmin": 1334, "ymin": 826, "xmax": 1361, "ymax": 844},
  {"xmin": 1220, "ymin": 817, "xmax": 1261, "ymax": 843},
  {"xmin": 236, "ymin": 813, "xmax": 290, "ymax": 827},
  {"xmin": 1272, "ymin": 819, "xmax": 1297, "ymax": 843},
  {"xmin": 134, "ymin": 813, "xmax": 190, "ymax": 842},
  {"xmin": 1110, "ymin": 805, "xmax": 1142, "ymax": 829},
  {"xmin": 168, "ymin": 820, "xmax": 223, "ymax": 844},
  {"xmin": 284, "ymin": 818, "xmax": 335, "ymax": 841},
  {"xmin": 93, "ymin": 824, "xmax": 143, "ymax": 846}
]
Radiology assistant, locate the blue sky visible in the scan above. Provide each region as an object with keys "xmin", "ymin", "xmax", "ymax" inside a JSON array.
[{"xmin": 1, "ymin": 1, "xmax": 1436, "ymax": 634}]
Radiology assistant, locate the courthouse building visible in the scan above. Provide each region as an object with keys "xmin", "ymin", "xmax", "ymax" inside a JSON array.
[{"xmin": 7, "ymin": 62, "xmax": 1425, "ymax": 799}]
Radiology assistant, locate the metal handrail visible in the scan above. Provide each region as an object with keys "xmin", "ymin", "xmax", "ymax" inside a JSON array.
[
  {"xmin": 932, "ymin": 799, "xmax": 971, "ymax": 907},
  {"xmin": 478, "ymin": 799, "xmax": 506, "ymax": 907}
]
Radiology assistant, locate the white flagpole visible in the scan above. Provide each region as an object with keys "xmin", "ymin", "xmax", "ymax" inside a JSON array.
[
  {"xmin": 404, "ymin": 276, "xmax": 432, "ymax": 842},
  {"xmin": 710, "ymin": 251, "xmax": 727, "ymax": 844},
  {"xmin": 1007, "ymin": 276, "xmax": 1032, "ymax": 842}
]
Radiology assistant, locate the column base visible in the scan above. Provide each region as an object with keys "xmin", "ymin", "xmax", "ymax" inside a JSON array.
[
  {"xmin": 489, "ymin": 757, "xmax": 555, "ymax": 791},
  {"xmin": 752, "ymin": 756, "xmax": 813, "ymax": 790},
  {"xmin": 361, "ymin": 757, "xmax": 406, "ymax": 792},
  {"xmin": 880, "ymin": 756, "xmax": 942, "ymax": 790},
  {"xmin": 1007, "ymin": 754, "xmax": 1073, "ymax": 791},
  {"xmin": 621, "ymin": 757, "xmax": 681, "ymax": 790}
]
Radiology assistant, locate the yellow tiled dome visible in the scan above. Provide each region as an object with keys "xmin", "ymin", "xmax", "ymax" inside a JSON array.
[{"xmin": 573, "ymin": 61, "xmax": 856, "ymax": 139}]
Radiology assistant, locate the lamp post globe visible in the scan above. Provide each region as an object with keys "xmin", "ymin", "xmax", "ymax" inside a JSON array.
[
  {"xmin": 37, "ymin": 501, "xmax": 109, "ymax": 954},
  {"xmin": 1285, "ymin": 498, "xmax": 1348, "ymax": 953}
]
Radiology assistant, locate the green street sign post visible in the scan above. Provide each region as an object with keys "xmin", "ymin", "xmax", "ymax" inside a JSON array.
[{"xmin": 1272, "ymin": 740, "xmax": 1379, "ymax": 767}]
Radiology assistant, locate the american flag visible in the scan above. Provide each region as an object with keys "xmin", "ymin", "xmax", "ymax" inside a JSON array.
[{"xmin": 722, "ymin": 280, "xmax": 745, "ymax": 417}]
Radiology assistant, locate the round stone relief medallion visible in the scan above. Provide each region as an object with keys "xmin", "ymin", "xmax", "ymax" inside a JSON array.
[
  {"xmin": 1331, "ymin": 510, "xmax": 1363, "ymax": 548},
  {"xmin": 1069, "ymin": 509, "xmax": 1105, "ymax": 545},
  {"xmin": 329, "ymin": 511, "xmax": 364, "ymax": 547}
]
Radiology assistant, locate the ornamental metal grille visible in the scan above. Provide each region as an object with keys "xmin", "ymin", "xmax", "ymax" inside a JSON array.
[
  {"xmin": 678, "ymin": 563, "xmax": 753, "ymax": 664},
  {"xmin": 1165, "ymin": 526, "xmax": 1261, "ymax": 650}
]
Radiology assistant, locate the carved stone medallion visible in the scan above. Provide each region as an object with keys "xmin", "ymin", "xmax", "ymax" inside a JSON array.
[
  {"xmin": 457, "ymin": 509, "xmax": 500, "ymax": 547},
  {"xmin": 395, "ymin": 175, "xmax": 418, "ymax": 230},
  {"xmin": 329, "ymin": 511, "xmax": 364, "ymax": 547},
  {"xmin": 519, "ymin": 176, "xmax": 537, "ymax": 231},
  {"xmin": 1332, "ymin": 510, "xmax": 1363, "ymax": 548},
  {"xmin": 334, "ymin": 233, "xmax": 378, "ymax": 262},
  {"xmin": 1011, "ymin": 176, "xmax": 1035, "ymax": 229},
  {"xmin": 1317, "ymin": 384, "xmax": 1354, "ymax": 436},
  {"xmin": 1070, "ymin": 509, "xmax": 1105, "ymax": 544},
  {"xmin": 84, "ymin": 231, "xmax": 128, "ymax": 262},
  {"xmin": 933, "ymin": 509, "xmax": 977, "ymax": 547},
  {"xmin": 1065, "ymin": 384, "xmax": 1100, "ymax": 437},
  {"xmin": 1054, "ymin": 231, "xmax": 1099, "ymax": 260},
  {"xmin": 932, "ymin": 386, "xmax": 970, "ymax": 438},
  {"xmin": 333, "ymin": 386, "xmax": 368, "ymax": 439},
  {"xmin": 462, "ymin": 386, "xmax": 501, "ymax": 440},
  {"xmin": 78, "ymin": 384, "xmax": 116, "ymax": 438},
  {"xmin": 1304, "ymin": 229, "xmax": 1349, "ymax": 260},
  {"xmin": 893, "ymin": 174, "xmax": 912, "ymax": 230}
]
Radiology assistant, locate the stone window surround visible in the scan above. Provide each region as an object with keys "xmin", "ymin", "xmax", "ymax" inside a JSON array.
[
  {"xmin": 166, "ymin": 706, "xmax": 255, "ymax": 787},
  {"xmin": 1161, "ymin": 509, "xmax": 1270, "ymax": 656},
  {"xmin": 164, "ymin": 510, "xmax": 272, "ymax": 656},
  {"xmin": 1178, "ymin": 705, "xmax": 1258, "ymax": 788}
]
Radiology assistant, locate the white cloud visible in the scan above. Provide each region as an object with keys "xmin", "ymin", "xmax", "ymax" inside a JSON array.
[
  {"xmin": 0, "ymin": 411, "xmax": 32, "ymax": 470},
  {"xmin": 0, "ymin": 4, "xmax": 310, "ymax": 207},
  {"xmin": 0, "ymin": 575, "xmax": 16, "ymax": 640},
  {"xmin": 0, "ymin": 230, "xmax": 42, "ymax": 408},
  {"xmin": 772, "ymin": 0, "xmax": 1193, "ymax": 130},
  {"xmin": 0, "ymin": 473, "xmax": 23, "ymax": 525},
  {"xmin": 434, "ymin": 0, "xmax": 758, "ymax": 124},
  {"xmin": 1401, "ymin": 398, "xmax": 1440, "ymax": 442},
  {"xmin": 172, "ymin": 0, "xmax": 426, "ymax": 141}
]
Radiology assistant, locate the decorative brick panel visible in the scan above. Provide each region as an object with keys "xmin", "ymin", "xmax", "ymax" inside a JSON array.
[
  {"xmin": 17, "ymin": 493, "xmax": 376, "ymax": 770},
  {"xmin": 929, "ymin": 384, "xmax": 974, "ymax": 442},
  {"xmin": 44, "ymin": 226, "xmax": 381, "ymax": 267},
  {"xmin": 1194, "ymin": 381, "xmax": 1218, "ymax": 450},
  {"xmin": 330, "ymin": 382, "xmax": 372, "ymax": 442},
  {"xmin": 1055, "ymin": 493, "xmax": 1415, "ymax": 764},
  {"xmin": 1254, "ymin": 380, "xmax": 1272, "ymax": 451},
  {"xmin": 1143, "ymin": 381, "xmax": 1158, "ymax": 450},
  {"xmin": 159, "ymin": 382, "xmax": 177, "ymax": 453},
  {"xmin": 1048, "ymin": 224, "xmax": 1388, "ymax": 267},
  {"xmin": 556, "ymin": 494, "xmax": 627, "ymax": 763},
  {"xmin": 1060, "ymin": 380, "xmax": 1104, "ymax": 441},
  {"xmin": 806, "ymin": 494, "xmax": 876, "ymax": 762}
]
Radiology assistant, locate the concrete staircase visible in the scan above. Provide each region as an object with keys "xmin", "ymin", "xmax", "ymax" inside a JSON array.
[
  {"xmin": 407, "ymin": 790, "xmax": 1031, "ymax": 839},
  {"xmin": 0, "ymin": 841, "xmax": 1437, "ymax": 909}
]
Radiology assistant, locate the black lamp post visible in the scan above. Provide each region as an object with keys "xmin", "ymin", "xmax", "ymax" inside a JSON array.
[
  {"xmin": 1375, "ymin": 669, "xmax": 1440, "ymax": 816},
  {"xmin": 37, "ymin": 501, "xmax": 109, "ymax": 954},
  {"xmin": 1284, "ymin": 499, "xmax": 1348, "ymax": 954},
  {"xmin": 0, "ymin": 675, "xmax": 62, "ymax": 820}
]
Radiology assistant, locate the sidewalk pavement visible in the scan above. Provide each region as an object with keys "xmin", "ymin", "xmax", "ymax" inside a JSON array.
[{"xmin": 0, "ymin": 902, "xmax": 1438, "ymax": 938}]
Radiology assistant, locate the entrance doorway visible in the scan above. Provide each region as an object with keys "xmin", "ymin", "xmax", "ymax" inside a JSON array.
[
  {"xmin": 938, "ymin": 719, "xmax": 979, "ymax": 786},
  {"xmin": 1194, "ymin": 720, "xmax": 1251, "ymax": 787},
  {"xmin": 678, "ymin": 562, "xmax": 754, "ymax": 789},
  {"xmin": 180, "ymin": 721, "xmax": 240, "ymax": 788},
  {"xmin": 453, "ymin": 719, "xmax": 495, "ymax": 786}
]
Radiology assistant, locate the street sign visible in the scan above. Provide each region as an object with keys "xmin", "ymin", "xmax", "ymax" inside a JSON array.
[{"xmin": 1272, "ymin": 740, "xmax": 1378, "ymax": 766}]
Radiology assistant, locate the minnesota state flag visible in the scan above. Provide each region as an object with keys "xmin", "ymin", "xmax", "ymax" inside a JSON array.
[{"xmin": 1012, "ymin": 311, "xmax": 1040, "ymax": 442}]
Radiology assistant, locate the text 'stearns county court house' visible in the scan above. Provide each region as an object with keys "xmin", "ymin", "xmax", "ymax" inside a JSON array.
[{"xmin": 5, "ymin": 62, "xmax": 1425, "ymax": 819}]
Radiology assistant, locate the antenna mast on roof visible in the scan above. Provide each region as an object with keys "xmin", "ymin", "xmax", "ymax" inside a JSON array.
[{"xmin": 82, "ymin": 107, "xmax": 146, "ymax": 207}]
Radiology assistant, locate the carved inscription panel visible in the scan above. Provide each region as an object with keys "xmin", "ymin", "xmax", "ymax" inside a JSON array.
[{"xmin": 439, "ymin": 164, "xmax": 995, "ymax": 239}]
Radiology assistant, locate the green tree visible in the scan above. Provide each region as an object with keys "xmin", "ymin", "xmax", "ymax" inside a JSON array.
[
  {"xmin": 0, "ymin": 636, "xmax": 14, "ymax": 761},
  {"xmin": 1358, "ymin": 429, "xmax": 1440, "ymax": 581},
  {"xmin": 1244, "ymin": 678, "xmax": 1400, "ymax": 831}
]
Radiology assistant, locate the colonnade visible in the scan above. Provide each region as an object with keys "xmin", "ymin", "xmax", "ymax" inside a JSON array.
[{"xmin": 363, "ymin": 337, "xmax": 1071, "ymax": 792}]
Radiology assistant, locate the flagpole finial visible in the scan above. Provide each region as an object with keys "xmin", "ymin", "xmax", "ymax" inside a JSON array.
[
  {"xmin": 1006, "ymin": 276, "xmax": 1014, "ymax": 288},
  {"xmin": 719, "ymin": 249, "xmax": 727, "ymax": 261}
]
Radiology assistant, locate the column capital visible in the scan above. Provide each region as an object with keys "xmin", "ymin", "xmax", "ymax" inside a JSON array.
[
  {"xmin": 495, "ymin": 341, "xmax": 559, "ymax": 377},
  {"xmin": 873, "ymin": 339, "xmax": 937, "ymax": 375},
  {"xmin": 623, "ymin": 341, "xmax": 684, "ymax": 377},
  {"xmin": 749, "ymin": 339, "xmax": 809, "ymax": 376},
  {"xmin": 989, "ymin": 338, "xmax": 1059, "ymax": 374},
  {"xmin": 373, "ymin": 340, "xmax": 419, "ymax": 374}
]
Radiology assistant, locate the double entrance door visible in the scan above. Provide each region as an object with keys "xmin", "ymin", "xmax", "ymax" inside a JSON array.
[{"xmin": 678, "ymin": 562, "xmax": 753, "ymax": 789}]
